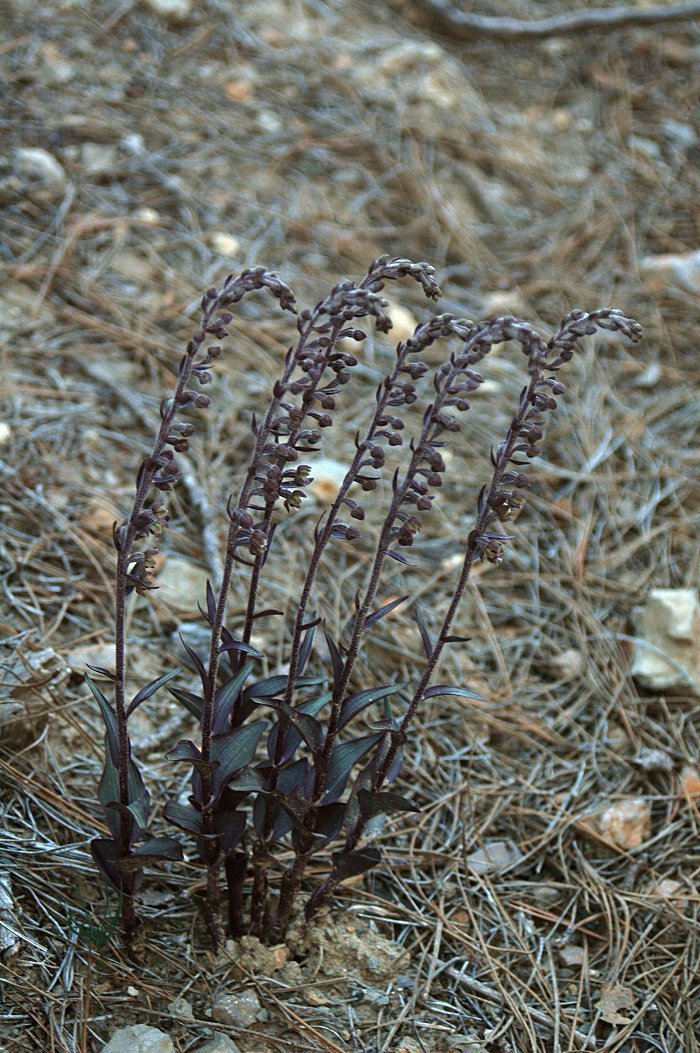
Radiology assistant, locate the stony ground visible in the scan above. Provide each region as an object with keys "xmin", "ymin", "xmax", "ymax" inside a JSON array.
[{"xmin": 1, "ymin": 0, "xmax": 699, "ymax": 1051}]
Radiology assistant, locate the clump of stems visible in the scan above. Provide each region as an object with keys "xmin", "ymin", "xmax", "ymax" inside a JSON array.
[{"xmin": 90, "ymin": 254, "xmax": 641, "ymax": 947}]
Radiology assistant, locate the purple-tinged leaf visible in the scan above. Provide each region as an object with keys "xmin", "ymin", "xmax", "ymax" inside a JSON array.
[
  {"xmin": 386, "ymin": 549, "xmax": 415, "ymax": 566},
  {"xmin": 168, "ymin": 687, "xmax": 203, "ymax": 720},
  {"xmin": 163, "ymin": 800, "xmax": 203, "ymax": 836},
  {"xmin": 251, "ymin": 608, "xmax": 285, "ymax": 620},
  {"xmin": 258, "ymin": 700, "xmax": 324, "ymax": 756},
  {"xmin": 209, "ymin": 721, "xmax": 266, "ymax": 803},
  {"xmin": 323, "ymin": 628, "xmax": 344, "ymax": 692},
  {"xmin": 314, "ymin": 803, "xmax": 346, "ymax": 847},
  {"xmin": 166, "ymin": 739, "xmax": 202, "ymax": 762},
  {"xmin": 227, "ymin": 768, "xmax": 266, "ymax": 794},
  {"xmin": 117, "ymin": 837, "xmax": 182, "ymax": 872},
  {"xmin": 267, "ymin": 692, "xmax": 332, "ymax": 764},
  {"xmin": 339, "ymin": 684, "xmax": 405, "ymax": 731},
  {"xmin": 298, "ymin": 623, "xmax": 316, "ymax": 676},
  {"xmin": 365, "ymin": 595, "xmax": 408, "ymax": 629},
  {"xmin": 85, "ymin": 664, "xmax": 118, "ymax": 683},
  {"xmin": 98, "ymin": 753, "xmax": 148, "ymax": 842},
  {"xmin": 213, "ymin": 661, "xmax": 255, "ymax": 734},
  {"xmin": 127, "ymin": 668, "xmax": 181, "ymax": 717},
  {"xmin": 215, "ymin": 811, "xmax": 246, "ymax": 855},
  {"xmin": 324, "ymin": 732, "xmax": 384, "ymax": 803},
  {"xmin": 414, "ymin": 604, "xmax": 433, "ymax": 659},
  {"xmin": 274, "ymin": 786, "xmax": 311, "ymax": 830},
  {"xmin": 330, "ymin": 847, "xmax": 381, "ymax": 880},
  {"xmin": 205, "ymin": 578, "xmax": 217, "ymax": 625},
  {"xmin": 86, "ymin": 675, "xmax": 119, "ymax": 767},
  {"xmin": 244, "ymin": 673, "xmax": 324, "ymax": 702},
  {"xmin": 423, "ymin": 685, "xmax": 487, "ymax": 702},
  {"xmin": 90, "ymin": 838, "xmax": 126, "ymax": 892},
  {"xmin": 358, "ymin": 789, "xmax": 420, "ymax": 820},
  {"xmin": 443, "ymin": 635, "xmax": 472, "ymax": 646},
  {"xmin": 218, "ymin": 640, "xmax": 264, "ymax": 659},
  {"xmin": 178, "ymin": 635, "xmax": 211, "ymax": 693}
]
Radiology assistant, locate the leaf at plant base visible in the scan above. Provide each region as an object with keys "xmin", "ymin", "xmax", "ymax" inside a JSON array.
[
  {"xmin": 213, "ymin": 660, "xmax": 255, "ymax": 733},
  {"xmin": 163, "ymin": 800, "xmax": 203, "ymax": 836},
  {"xmin": 314, "ymin": 803, "xmax": 346, "ymax": 847},
  {"xmin": 127, "ymin": 668, "xmax": 181, "ymax": 716},
  {"xmin": 423, "ymin": 684, "xmax": 487, "ymax": 702},
  {"xmin": 215, "ymin": 810, "xmax": 246, "ymax": 855},
  {"xmin": 323, "ymin": 732, "xmax": 384, "ymax": 803},
  {"xmin": 268, "ymin": 691, "xmax": 333, "ymax": 765},
  {"xmin": 331, "ymin": 847, "xmax": 381, "ymax": 880},
  {"xmin": 358, "ymin": 789, "xmax": 420, "ymax": 820},
  {"xmin": 258, "ymin": 699, "xmax": 324, "ymax": 756},
  {"xmin": 338, "ymin": 684, "xmax": 405, "ymax": 731},
  {"xmin": 209, "ymin": 721, "xmax": 266, "ymax": 802},
  {"xmin": 118, "ymin": 837, "xmax": 183, "ymax": 871},
  {"xmin": 168, "ymin": 687, "xmax": 203, "ymax": 720},
  {"xmin": 86, "ymin": 675, "xmax": 120, "ymax": 766},
  {"xmin": 98, "ymin": 752, "xmax": 149, "ymax": 842},
  {"xmin": 274, "ymin": 785, "xmax": 312, "ymax": 831},
  {"xmin": 91, "ymin": 838, "xmax": 128, "ymax": 892}
]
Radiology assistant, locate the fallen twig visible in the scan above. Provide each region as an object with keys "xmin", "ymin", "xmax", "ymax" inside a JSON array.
[{"xmin": 419, "ymin": 0, "xmax": 700, "ymax": 41}]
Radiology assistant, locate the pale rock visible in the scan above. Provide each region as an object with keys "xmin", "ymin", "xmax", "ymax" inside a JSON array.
[
  {"xmin": 102, "ymin": 1024, "xmax": 175, "ymax": 1053},
  {"xmin": 15, "ymin": 147, "xmax": 66, "ymax": 185},
  {"xmin": 383, "ymin": 299, "xmax": 418, "ymax": 343},
  {"xmin": 167, "ymin": 996, "xmax": 194, "ymax": 1021},
  {"xmin": 109, "ymin": 250, "xmax": 154, "ymax": 284},
  {"xmin": 307, "ymin": 457, "xmax": 350, "ymax": 504},
  {"xmin": 195, "ymin": 1035, "xmax": 242, "ymax": 1053},
  {"xmin": 631, "ymin": 588, "xmax": 700, "ymax": 695},
  {"xmin": 646, "ymin": 878, "xmax": 687, "ymax": 907},
  {"xmin": 543, "ymin": 647, "xmax": 586, "ymax": 682},
  {"xmin": 558, "ymin": 943, "xmax": 585, "ymax": 966},
  {"xmin": 156, "ymin": 557, "xmax": 210, "ymax": 616},
  {"xmin": 212, "ymin": 989, "xmax": 263, "ymax": 1028},
  {"xmin": 142, "ymin": 0, "xmax": 192, "ymax": 22},
  {"xmin": 211, "ymin": 232, "xmax": 241, "ymax": 257},
  {"xmin": 480, "ymin": 289, "xmax": 527, "ymax": 319},
  {"xmin": 135, "ymin": 207, "xmax": 161, "ymax": 225},
  {"xmin": 0, "ymin": 423, "xmax": 12, "ymax": 445},
  {"xmin": 0, "ymin": 871, "xmax": 19, "ymax": 959},
  {"xmin": 81, "ymin": 143, "xmax": 118, "ymax": 177},
  {"xmin": 640, "ymin": 250, "xmax": 700, "ymax": 295},
  {"xmin": 466, "ymin": 839, "xmax": 523, "ymax": 875},
  {"xmin": 597, "ymin": 798, "xmax": 651, "ymax": 849},
  {"xmin": 632, "ymin": 747, "xmax": 674, "ymax": 772}
]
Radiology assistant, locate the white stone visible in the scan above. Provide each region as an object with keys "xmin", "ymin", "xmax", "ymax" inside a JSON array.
[
  {"xmin": 142, "ymin": 0, "xmax": 192, "ymax": 22},
  {"xmin": 167, "ymin": 996, "xmax": 194, "ymax": 1021},
  {"xmin": 212, "ymin": 989, "xmax": 262, "ymax": 1028},
  {"xmin": 156, "ymin": 557, "xmax": 210, "ymax": 616},
  {"xmin": 631, "ymin": 588, "xmax": 700, "ymax": 695},
  {"xmin": 640, "ymin": 250, "xmax": 700, "ymax": 295},
  {"xmin": 307, "ymin": 457, "xmax": 351, "ymax": 504},
  {"xmin": 194, "ymin": 1034, "xmax": 242, "ymax": 1053},
  {"xmin": 15, "ymin": 147, "xmax": 66, "ymax": 184},
  {"xmin": 211, "ymin": 232, "xmax": 241, "ymax": 257},
  {"xmin": 102, "ymin": 1025, "xmax": 175, "ymax": 1053},
  {"xmin": 81, "ymin": 142, "xmax": 118, "ymax": 177},
  {"xmin": 597, "ymin": 798, "xmax": 651, "ymax": 849},
  {"xmin": 466, "ymin": 839, "xmax": 523, "ymax": 875},
  {"xmin": 0, "ymin": 423, "xmax": 11, "ymax": 445}
]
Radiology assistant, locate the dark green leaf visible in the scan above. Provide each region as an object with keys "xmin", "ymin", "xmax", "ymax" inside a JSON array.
[
  {"xmin": 86, "ymin": 675, "xmax": 119, "ymax": 766},
  {"xmin": 132, "ymin": 837, "xmax": 183, "ymax": 862},
  {"xmin": 331, "ymin": 847, "xmax": 381, "ymax": 880},
  {"xmin": 178, "ymin": 635, "xmax": 210, "ymax": 692},
  {"xmin": 215, "ymin": 810, "xmax": 246, "ymax": 854},
  {"xmin": 365, "ymin": 595, "xmax": 408, "ymax": 628},
  {"xmin": 168, "ymin": 687, "xmax": 203, "ymax": 720},
  {"xmin": 213, "ymin": 661, "xmax": 254, "ymax": 733},
  {"xmin": 90, "ymin": 838, "xmax": 126, "ymax": 892},
  {"xmin": 324, "ymin": 732, "xmax": 384, "ymax": 803},
  {"xmin": 358, "ymin": 789, "xmax": 420, "ymax": 820},
  {"xmin": 339, "ymin": 684, "xmax": 405, "ymax": 731},
  {"xmin": 127, "ymin": 668, "xmax": 181, "ymax": 716},
  {"xmin": 163, "ymin": 800, "xmax": 203, "ymax": 835},
  {"xmin": 259, "ymin": 700, "xmax": 324, "ymax": 756},
  {"xmin": 209, "ymin": 721, "xmax": 266, "ymax": 803},
  {"xmin": 323, "ymin": 628, "xmax": 344, "ymax": 691},
  {"xmin": 423, "ymin": 685, "xmax": 487, "ymax": 702}
]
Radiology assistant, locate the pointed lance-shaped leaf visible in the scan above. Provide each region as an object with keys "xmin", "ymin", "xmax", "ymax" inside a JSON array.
[
  {"xmin": 178, "ymin": 635, "xmax": 211, "ymax": 693},
  {"xmin": 163, "ymin": 800, "xmax": 203, "ymax": 836},
  {"xmin": 165, "ymin": 739, "xmax": 219, "ymax": 776},
  {"xmin": 90, "ymin": 838, "xmax": 127, "ymax": 893},
  {"xmin": 330, "ymin": 847, "xmax": 381, "ymax": 881},
  {"xmin": 323, "ymin": 627, "xmax": 344, "ymax": 692},
  {"xmin": 313, "ymin": 802, "xmax": 346, "ymax": 848},
  {"xmin": 209, "ymin": 721, "xmax": 267, "ymax": 803},
  {"xmin": 127, "ymin": 668, "xmax": 181, "ymax": 717},
  {"xmin": 212, "ymin": 660, "xmax": 255, "ymax": 734},
  {"xmin": 423, "ymin": 685, "xmax": 487, "ymax": 702},
  {"xmin": 365, "ymin": 595, "xmax": 408, "ymax": 629},
  {"xmin": 386, "ymin": 549, "xmax": 415, "ymax": 566},
  {"xmin": 257, "ymin": 699, "xmax": 324, "ymax": 757},
  {"xmin": 168, "ymin": 687, "xmax": 203, "ymax": 721},
  {"xmin": 118, "ymin": 837, "xmax": 183, "ymax": 871},
  {"xmin": 85, "ymin": 675, "xmax": 120, "ymax": 767},
  {"xmin": 338, "ymin": 684, "xmax": 406, "ymax": 731},
  {"xmin": 214, "ymin": 810, "xmax": 246, "ymax": 855},
  {"xmin": 358, "ymin": 789, "xmax": 420, "ymax": 820},
  {"xmin": 414, "ymin": 604, "xmax": 433, "ymax": 660},
  {"xmin": 324, "ymin": 732, "xmax": 384, "ymax": 803}
]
